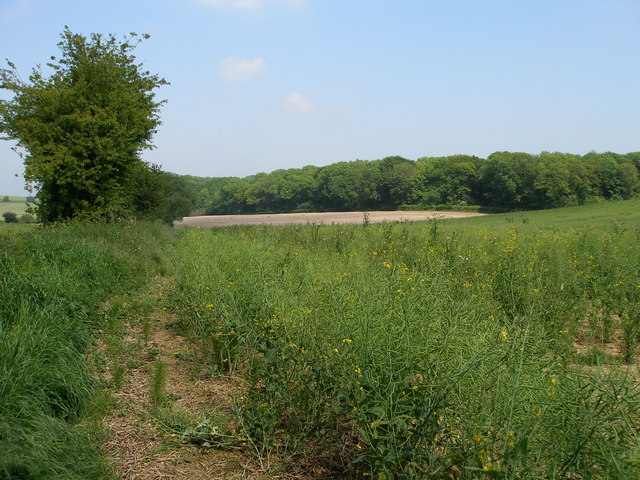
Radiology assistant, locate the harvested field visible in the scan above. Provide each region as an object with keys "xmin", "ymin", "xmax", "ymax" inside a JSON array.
[{"xmin": 174, "ymin": 210, "xmax": 484, "ymax": 228}]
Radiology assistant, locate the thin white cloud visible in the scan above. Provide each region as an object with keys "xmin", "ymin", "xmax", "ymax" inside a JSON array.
[
  {"xmin": 219, "ymin": 56, "xmax": 265, "ymax": 82},
  {"xmin": 198, "ymin": 0, "xmax": 306, "ymax": 11},
  {"xmin": 0, "ymin": 0, "xmax": 31, "ymax": 21},
  {"xmin": 284, "ymin": 92, "xmax": 319, "ymax": 113}
]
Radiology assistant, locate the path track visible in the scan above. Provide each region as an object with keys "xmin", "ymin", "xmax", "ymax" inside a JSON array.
[
  {"xmin": 97, "ymin": 278, "xmax": 256, "ymax": 479},
  {"xmin": 97, "ymin": 277, "xmax": 338, "ymax": 479}
]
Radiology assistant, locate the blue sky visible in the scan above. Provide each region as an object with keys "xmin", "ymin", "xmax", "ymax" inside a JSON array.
[{"xmin": 1, "ymin": 0, "xmax": 639, "ymax": 195}]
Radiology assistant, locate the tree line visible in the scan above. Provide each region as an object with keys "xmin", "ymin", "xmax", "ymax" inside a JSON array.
[
  {"xmin": 2, "ymin": 30, "xmax": 637, "ymax": 222},
  {"xmin": 183, "ymin": 151, "xmax": 639, "ymax": 215}
]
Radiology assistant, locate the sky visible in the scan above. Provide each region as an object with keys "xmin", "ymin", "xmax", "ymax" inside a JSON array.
[{"xmin": 1, "ymin": 0, "xmax": 639, "ymax": 195}]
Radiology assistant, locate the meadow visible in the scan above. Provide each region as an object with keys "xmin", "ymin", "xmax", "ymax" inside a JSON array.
[
  {"xmin": 167, "ymin": 199, "xmax": 640, "ymax": 479},
  {"xmin": 1, "ymin": 200, "xmax": 639, "ymax": 479}
]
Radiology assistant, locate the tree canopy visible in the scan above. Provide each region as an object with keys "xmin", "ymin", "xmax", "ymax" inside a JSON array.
[
  {"xmin": 180, "ymin": 151, "xmax": 640, "ymax": 215},
  {"xmin": 0, "ymin": 27, "xmax": 169, "ymax": 222}
]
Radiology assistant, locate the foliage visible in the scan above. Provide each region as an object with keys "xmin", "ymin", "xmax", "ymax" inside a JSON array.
[
  {"xmin": 2, "ymin": 211, "xmax": 18, "ymax": 223},
  {"xmin": 414, "ymin": 154, "xmax": 481, "ymax": 205},
  {"xmin": 0, "ymin": 27, "xmax": 168, "ymax": 223},
  {"xmin": 189, "ymin": 151, "xmax": 640, "ymax": 216},
  {"xmin": 166, "ymin": 200, "xmax": 640, "ymax": 478},
  {"xmin": 19, "ymin": 212, "xmax": 37, "ymax": 223},
  {"xmin": 161, "ymin": 172, "xmax": 198, "ymax": 222}
]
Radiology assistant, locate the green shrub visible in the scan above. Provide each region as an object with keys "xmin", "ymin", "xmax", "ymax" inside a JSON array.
[
  {"xmin": 20, "ymin": 213, "xmax": 37, "ymax": 223},
  {"xmin": 3, "ymin": 211, "xmax": 18, "ymax": 223}
]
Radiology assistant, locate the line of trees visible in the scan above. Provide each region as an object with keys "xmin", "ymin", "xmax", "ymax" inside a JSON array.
[
  {"xmin": 184, "ymin": 151, "xmax": 639, "ymax": 215},
  {"xmin": 2, "ymin": 33, "xmax": 637, "ymax": 221}
]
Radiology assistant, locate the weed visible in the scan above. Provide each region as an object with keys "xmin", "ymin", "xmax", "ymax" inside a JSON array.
[
  {"xmin": 165, "ymin": 200, "xmax": 640, "ymax": 478},
  {"xmin": 149, "ymin": 360, "xmax": 169, "ymax": 409},
  {"xmin": 153, "ymin": 406, "xmax": 238, "ymax": 448}
]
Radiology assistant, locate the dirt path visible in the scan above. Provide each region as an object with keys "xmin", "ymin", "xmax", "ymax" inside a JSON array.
[
  {"xmin": 96, "ymin": 278, "xmax": 260, "ymax": 480},
  {"xmin": 95, "ymin": 277, "xmax": 354, "ymax": 479},
  {"xmin": 175, "ymin": 210, "xmax": 484, "ymax": 228}
]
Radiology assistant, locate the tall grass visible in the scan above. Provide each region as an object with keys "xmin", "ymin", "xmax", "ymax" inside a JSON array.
[
  {"xmin": 167, "ymin": 202, "xmax": 640, "ymax": 479},
  {"xmin": 0, "ymin": 221, "xmax": 172, "ymax": 479}
]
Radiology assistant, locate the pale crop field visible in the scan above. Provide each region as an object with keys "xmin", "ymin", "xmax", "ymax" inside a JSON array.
[
  {"xmin": 175, "ymin": 210, "xmax": 484, "ymax": 228},
  {"xmin": 1, "ymin": 195, "xmax": 35, "ymax": 218}
]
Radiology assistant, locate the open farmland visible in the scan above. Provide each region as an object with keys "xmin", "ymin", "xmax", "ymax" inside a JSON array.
[
  {"xmin": 2, "ymin": 200, "xmax": 640, "ymax": 479},
  {"xmin": 1, "ymin": 196, "xmax": 35, "ymax": 218},
  {"xmin": 165, "ymin": 200, "xmax": 640, "ymax": 478},
  {"xmin": 174, "ymin": 210, "xmax": 484, "ymax": 228}
]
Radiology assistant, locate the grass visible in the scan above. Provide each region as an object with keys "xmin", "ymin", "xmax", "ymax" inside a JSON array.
[
  {"xmin": 165, "ymin": 199, "xmax": 640, "ymax": 479},
  {"xmin": 0, "ymin": 221, "xmax": 35, "ymax": 233},
  {"xmin": 150, "ymin": 360, "xmax": 170, "ymax": 409},
  {"xmin": 449, "ymin": 197, "xmax": 640, "ymax": 231},
  {"xmin": 1, "ymin": 199, "xmax": 638, "ymax": 478},
  {"xmin": 0, "ymin": 221, "xmax": 174, "ymax": 479}
]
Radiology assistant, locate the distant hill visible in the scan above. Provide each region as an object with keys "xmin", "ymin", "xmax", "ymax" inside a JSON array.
[{"xmin": 1, "ymin": 195, "xmax": 36, "ymax": 219}]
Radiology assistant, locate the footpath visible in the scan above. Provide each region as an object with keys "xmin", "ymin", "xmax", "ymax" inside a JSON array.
[{"xmin": 93, "ymin": 277, "xmax": 258, "ymax": 480}]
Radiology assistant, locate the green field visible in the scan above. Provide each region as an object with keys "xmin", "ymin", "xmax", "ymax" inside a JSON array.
[
  {"xmin": 1, "ymin": 195, "xmax": 36, "ymax": 219},
  {"xmin": 451, "ymin": 198, "xmax": 640, "ymax": 231},
  {"xmin": 1, "ymin": 200, "xmax": 639, "ymax": 479},
  {"xmin": 167, "ymin": 199, "xmax": 640, "ymax": 478}
]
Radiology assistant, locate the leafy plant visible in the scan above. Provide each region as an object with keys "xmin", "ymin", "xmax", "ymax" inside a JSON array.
[
  {"xmin": 0, "ymin": 28, "xmax": 168, "ymax": 222},
  {"xmin": 2, "ymin": 211, "xmax": 18, "ymax": 223}
]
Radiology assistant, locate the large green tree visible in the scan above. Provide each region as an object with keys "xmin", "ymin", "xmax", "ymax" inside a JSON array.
[{"xmin": 0, "ymin": 27, "xmax": 167, "ymax": 222}]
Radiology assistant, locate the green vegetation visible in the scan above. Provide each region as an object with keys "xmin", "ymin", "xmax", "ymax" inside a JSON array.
[
  {"xmin": 0, "ymin": 29, "xmax": 187, "ymax": 223},
  {"xmin": 453, "ymin": 198, "xmax": 640, "ymax": 231},
  {"xmin": 179, "ymin": 151, "xmax": 640, "ymax": 216},
  {"xmin": 166, "ymin": 200, "xmax": 640, "ymax": 478},
  {"xmin": 1, "ymin": 22, "xmax": 637, "ymax": 480},
  {"xmin": 2, "ymin": 211, "xmax": 18, "ymax": 223},
  {"xmin": 1, "ymin": 195, "xmax": 37, "ymax": 223},
  {"xmin": 0, "ymin": 221, "xmax": 171, "ymax": 478},
  {"xmin": 2, "ymin": 200, "xmax": 639, "ymax": 478}
]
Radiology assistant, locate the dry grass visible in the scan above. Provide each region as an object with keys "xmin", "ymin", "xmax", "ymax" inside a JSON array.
[{"xmin": 95, "ymin": 279, "xmax": 263, "ymax": 480}]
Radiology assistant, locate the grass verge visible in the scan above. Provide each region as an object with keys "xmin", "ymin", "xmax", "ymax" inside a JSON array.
[{"xmin": 0, "ymin": 221, "xmax": 173, "ymax": 479}]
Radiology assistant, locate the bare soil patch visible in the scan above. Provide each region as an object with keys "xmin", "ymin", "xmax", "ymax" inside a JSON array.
[{"xmin": 175, "ymin": 210, "xmax": 485, "ymax": 228}]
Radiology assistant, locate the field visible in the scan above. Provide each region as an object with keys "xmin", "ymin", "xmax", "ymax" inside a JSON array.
[
  {"xmin": 1, "ymin": 195, "xmax": 35, "ymax": 219},
  {"xmin": 175, "ymin": 210, "xmax": 485, "ymax": 228},
  {"xmin": 167, "ymin": 199, "xmax": 640, "ymax": 478},
  {"xmin": 1, "ymin": 200, "xmax": 639, "ymax": 479}
]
